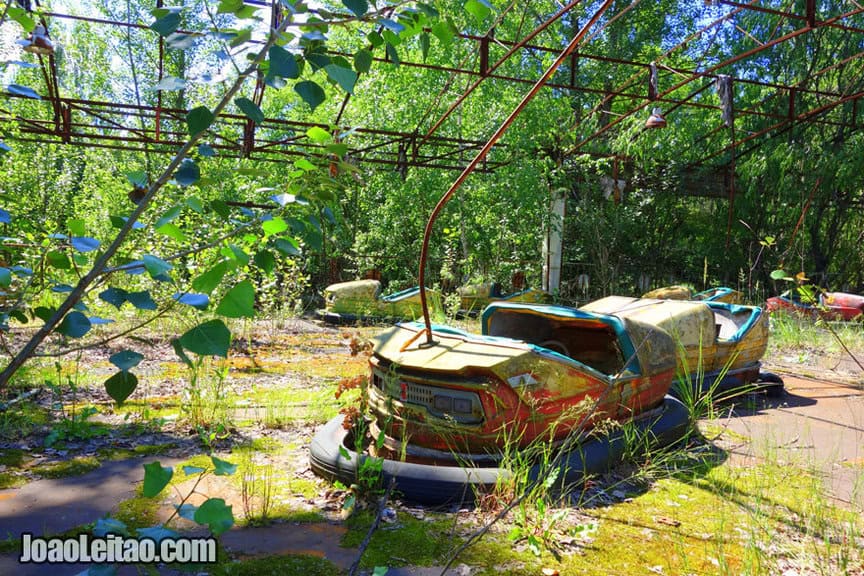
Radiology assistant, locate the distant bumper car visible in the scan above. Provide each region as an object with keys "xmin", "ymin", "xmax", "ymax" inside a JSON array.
[
  {"xmin": 642, "ymin": 286, "xmax": 743, "ymax": 304},
  {"xmin": 316, "ymin": 279, "xmax": 443, "ymax": 324},
  {"xmin": 581, "ymin": 297, "xmax": 781, "ymax": 399},
  {"xmin": 766, "ymin": 290, "xmax": 864, "ymax": 321},
  {"xmin": 456, "ymin": 282, "xmax": 553, "ymax": 316}
]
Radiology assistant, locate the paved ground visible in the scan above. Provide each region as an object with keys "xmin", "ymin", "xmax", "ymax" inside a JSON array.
[
  {"xmin": 0, "ymin": 371, "xmax": 861, "ymax": 575},
  {"xmin": 724, "ymin": 373, "xmax": 864, "ymax": 508}
]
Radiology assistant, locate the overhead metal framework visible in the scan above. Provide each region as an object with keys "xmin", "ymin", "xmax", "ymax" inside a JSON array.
[{"xmin": 2, "ymin": 0, "xmax": 864, "ymax": 179}]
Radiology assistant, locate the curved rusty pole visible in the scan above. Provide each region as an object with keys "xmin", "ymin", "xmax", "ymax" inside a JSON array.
[{"xmin": 417, "ymin": 0, "xmax": 615, "ymax": 345}]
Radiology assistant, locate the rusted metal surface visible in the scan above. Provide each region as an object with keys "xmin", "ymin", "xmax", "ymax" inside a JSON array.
[{"xmin": 3, "ymin": 1, "xmax": 864, "ymax": 178}]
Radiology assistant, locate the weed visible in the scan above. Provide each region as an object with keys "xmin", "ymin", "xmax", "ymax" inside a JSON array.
[
  {"xmin": 181, "ymin": 357, "xmax": 234, "ymax": 442},
  {"xmin": 239, "ymin": 450, "xmax": 276, "ymax": 525}
]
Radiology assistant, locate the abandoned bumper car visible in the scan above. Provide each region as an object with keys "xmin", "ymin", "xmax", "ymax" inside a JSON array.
[
  {"xmin": 310, "ymin": 297, "xmax": 782, "ymax": 505},
  {"xmin": 642, "ymin": 285, "xmax": 743, "ymax": 304},
  {"xmin": 766, "ymin": 289, "xmax": 864, "ymax": 321},
  {"xmin": 456, "ymin": 282, "xmax": 552, "ymax": 316},
  {"xmin": 316, "ymin": 279, "xmax": 443, "ymax": 324}
]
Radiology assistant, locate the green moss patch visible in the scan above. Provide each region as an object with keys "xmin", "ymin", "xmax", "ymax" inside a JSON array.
[
  {"xmin": 0, "ymin": 448, "xmax": 29, "ymax": 468},
  {"xmin": 115, "ymin": 492, "xmax": 161, "ymax": 529},
  {"xmin": 96, "ymin": 443, "xmax": 176, "ymax": 461},
  {"xmin": 33, "ymin": 456, "xmax": 101, "ymax": 479},
  {"xmin": 342, "ymin": 511, "xmax": 453, "ymax": 568},
  {"xmin": 0, "ymin": 471, "xmax": 27, "ymax": 489},
  {"xmin": 216, "ymin": 553, "xmax": 340, "ymax": 576}
]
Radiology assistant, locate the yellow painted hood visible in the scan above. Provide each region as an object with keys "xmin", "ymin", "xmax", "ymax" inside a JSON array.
[{"xmin": 372, "ymin": 323, "xmax": 531, "ymax": 373}]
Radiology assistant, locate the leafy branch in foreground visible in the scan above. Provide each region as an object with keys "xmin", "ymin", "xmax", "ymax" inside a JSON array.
[{"xmin": 0, "ymin": 0, "xmax": 446, "ymax": 402}]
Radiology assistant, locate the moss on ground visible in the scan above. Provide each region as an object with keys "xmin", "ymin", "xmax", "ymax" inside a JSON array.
[
  {"xmin": 0, "ymin": 471, "xmax": 26, "ymax": 489},
  {"xmin": 115, "ymin": 491, "xmax": 161, "ymax": 529},
  {"xmin": 342, "ymin": 511, "xmax": 453, "ymax": 568},
  {"xmin": 96, "ymin": 443, "xmax": 176, "ymax": 461},
  {"xmin": 0, "ymin": 448, "xmax": 28, "ymax": 468},
  {"xmin": 33, "ymin": 456, "xmax": 100, "ymax": 479},
  {"xmin": 215, "ymin": 553, "xmax": 340, "ymax": 576}
]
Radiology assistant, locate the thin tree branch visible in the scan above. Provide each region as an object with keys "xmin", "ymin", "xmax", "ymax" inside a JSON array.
[
  {"xmin": 347, "ymin": 478, "xmax": 395, "ymax": 576},
  {"xmin": 33, "ymin": 303, "xmax": 175, "ymax": 357}
]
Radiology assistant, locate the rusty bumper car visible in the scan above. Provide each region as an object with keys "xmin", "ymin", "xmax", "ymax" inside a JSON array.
[
  {"xmin": 316, "ymin": 279, "xmax": 443, "ymax": 324},
  {"xmin": 311, "ymin": 301, "xmax": 692, "ymax": 504}
]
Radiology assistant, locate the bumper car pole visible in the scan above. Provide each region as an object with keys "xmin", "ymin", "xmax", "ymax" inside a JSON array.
[{"xmin": 417, "ymin": 0, "xmax": 615, "ymax": 345}]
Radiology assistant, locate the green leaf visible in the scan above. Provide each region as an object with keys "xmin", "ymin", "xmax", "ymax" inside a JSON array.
[
  {"xmin": 382, "ymin": 30, "xmax": 400, "ymax": 47},
  {"xmin": 235, "ymin": 97, "xmax": 265, "ymax": 124},
  {"xmin": 226, "ymin": 244, "xmax": 250, "ymax": 266},
  {"xmin": 254, "ymin": 250, "xmax": 276, "ymax": 274},
  {"xmin": 99, "ymin": 287, "xmax": 128, "ymax": 309},
  {"xmin": 215, "ymin": 280, "xmax": 256, "ymax": 318},
  {"xmin": 262, "ymin": 217, "xmax": 288, "ymax": 237},
  {"xmin": 156, "ymin": 223, "xmax": 187, "ymax": 242},
  {"xmin": 155, "ymin": 206, "xmax": 182, "ymax": 228},
  {"xmin": 367, "ymin": 31, "xmax": 383, "ymax": 47},
  {"xmin": 193, "ymin": 261, "xmax": 228, "ymax": 294},
  {"xmin": 431, "ymin": 20, "xmax": 456, "ymax": 45},
  {"xmin": 306, "ymin": 126, "xmax": 331, "ymax": 143},
  {"xmin": 342, "ymin": 0, "xmax": 368, "ymax": 17},
  {"xmin": 294, "ymin": 81, "xmax": 325, "ymax": 111},
  {"xmin": 770, "ymin": 269, "xmax": 787, "ymax": 280},
  {"xmin": 174, "ymin": 159, "xmax": 200, "ymax": 187},
  {"xmin": 0, "ymin": 268, "xmax": 11, "ymax": 288},
  {"xmin": 274, "ymin": 237, "xmax": 301, "ymax": 256},
  {"xmin": 385, "ymin": 43, "xmax": 400, "ymax": 66},
  {"xmin": 419, "ymin": 32, "xmax": 430, "ymax": 61},
  {"xmin": 151, "ymin": 12, "xmax": 181, "ymax": 37},
  {"xmin": 104, "ymin": 370, "xmax": 138, "ymax": 405},
  {"xmin": 465, "ymin": 0, "xmax": 493, "ymax": 23},
  {"xmin": 142, "ymin": 461, "xmax": 174, "ymax": 498},
  {"xmin": 372, "ymin": 567, "xmax": 388, "ymax": 576},
  {"xmin": 126, "ymin": 291, "xmax": 158, "ymax": 311},
  {"xmin": 211, "ymin": 456, "xmax": 237, "ymax": 476},
  {"xmin": 67, "ymin": 218, "xmax": 87, "ymax": 236},
  {"xmin": 47, "ymin": 250, "xmax": 71, "ymax": 269},
  {"xmin": 210, "ymin": 199, "xmax": 231, "ymax": 218},
  {"xmin": 179, "ymin": 320, "xmax": 232, "ymax": 357},
  {"xmin": 143, "ymin": 254, "xmax": 173, "ymax": 278},
  {"xmin": 58, "ymin": 312, "xmax": 91, "ymax": 338},
  {"xmin": 294, "ymin": 158, "xmax": 316, "ymax": 171},
  {"xmin": 353, "ymin": 49, "xmax": 373, "ymax": 74},
  {"xmin": 124, "ymin": 172, "xmax": 148, "ymax": 192},
  {"xmin": 34, "ymin": 306, "xmax": 55, "ymax": 323},
  {"xmin": 228, "ymin": 27, "xmax": 252, "ymax": 48},
  {"xmin": 186, "ymin": 197, "xmax": 205, "ymax": 213},
  {"xmin": 193, "ymin": 498, "xmax": 234, "ymax": 536},
  {"xmin": 324, "ymin": 65, "xmax": 358, "ymax": 94},
  {"xmin": 327, "ymin": 143, "xmax": 349, "ymax": 156},
  {"xmin": 109, "ymin": 350, "xmax": 144, "ymax": 371},
  {"xmin": 268, "ymin": 45, "xmax": 299, "ymax": 79},
  {"xmin": 217, "ymin": 0, "xmax": 243, "ymax": 13},
  {"xmin": 186, "ymin": 106, "xmax": 214, "ymax": 137},
  {"xmin": 8, "ymin": 7, "xmax": 35, "ymax": 32}
]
